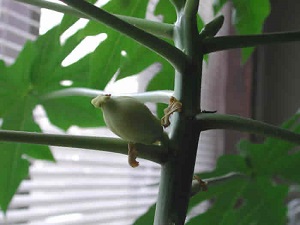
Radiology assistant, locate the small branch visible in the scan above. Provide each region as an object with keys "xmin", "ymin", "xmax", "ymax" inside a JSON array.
[
  {"xmin": 203, "ymin": 31, "xmax": 300, "ymax": 54},
  {"xmin": 41, "ymin": 88, "xmax": 174, "ymax": 104},
  {"xmin": 0, "ymin": 130, "xmax": 168, "ymax": 164},
  {"xmin": 59, "ymin": 0, "xmax": 188, "ymax": 72},
  {"xmin": 191, "ymin": 172, "xmax": 247, "ymax": 197},
  {"xmin": 196, "ymin": 113, "xmax": 300, "ymax": 145},
  {"xmin": 199, "ymin": 15, "xmax": 225, "ymax": 39},
  {"xmin": 15, "ymin": 0, "xmax": 174, "ymax": 40}
]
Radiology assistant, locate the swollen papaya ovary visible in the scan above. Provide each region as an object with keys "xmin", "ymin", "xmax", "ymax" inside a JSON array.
[{"xmin": 91, "ymin": 94, "xmax": 164, "ymax": 145}]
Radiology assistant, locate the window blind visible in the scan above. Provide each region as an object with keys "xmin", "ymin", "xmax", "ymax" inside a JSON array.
[{"xmin": 0, "ymin": 0, "xmax": 39, "ymax": 65}]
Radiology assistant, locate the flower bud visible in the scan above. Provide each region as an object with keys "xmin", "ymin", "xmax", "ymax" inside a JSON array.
[{"xmin": 91, "ymin": 95, "xmax": 163, "ymax": 145}]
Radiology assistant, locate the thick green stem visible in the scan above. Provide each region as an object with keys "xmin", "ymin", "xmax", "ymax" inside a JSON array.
[
  {"xmin": 196, "ymin": 113, "xmax": 300, "ymax": 145},
  {"xmin": 0, "ymin": 130, "xmax": 168, "ymax": 164},
  {"xmin": 184, "ymin": 0, "xmax": 199, "ymax": 19},
  {"xmin": 15, "ymin": 0, "xmax": 174, "ymax": 39},
  {"xmin": 154, "ymin": 3, "xmax": 202, "ymax": 225},
  {"xmin": 203, "ymin": 31, "xmax": 300, "ymax": 53},
  {"xmin": 59, "ymin": 0, "xmax": 188, "ymax": 72}
]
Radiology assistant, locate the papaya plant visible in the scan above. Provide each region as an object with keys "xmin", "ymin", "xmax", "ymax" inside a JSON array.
[{"xmin": 0, "ymin": 0, "xmax": 300, "ymax": 224}]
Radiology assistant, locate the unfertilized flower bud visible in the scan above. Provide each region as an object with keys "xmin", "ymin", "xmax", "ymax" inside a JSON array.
[
  {"xmin": 91, "ymin": 94, "xmax": 163, "ymax": 144},
  {"xmin": 91, "ymin": 94, "xmax": 164, "ymax": 167}
]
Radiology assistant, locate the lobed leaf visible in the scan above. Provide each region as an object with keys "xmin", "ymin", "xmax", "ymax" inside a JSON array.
[
  {"xmin": 0, "ymin": 96, "xmax": 54, "ymax": 211},
  {"xmin": 212, "ymin": 0, "xmax": 271, "ymax": 62},
  {"xmin": 231, "ymin": 0, "xmax": 271, "ymax": 61},
  {"xmin": 133, "ymin": 204, "xmax": 156, "ymax": 225}
]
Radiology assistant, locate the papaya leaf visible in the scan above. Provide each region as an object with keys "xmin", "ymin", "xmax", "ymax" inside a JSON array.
[
  {"xmin": 0, "ymin": 95, "xmax": 54, "ymax": 212},
  {"xmin": 237, "ymin": 113, "xmax": 300, "ymax": 176},
  {"xmin": 212, "ymin": 0, "xmax": 228, "ymax": 15},
  {"xmin": 0, "ymin": 14, "xmax": 88, "ymax": 212},
  {"xmin": 187, "ymin": 176, "xmax": 287, "ymax": 225},
  {"xmin": 42, "ymin": 96, "xmax": 104, "ymax": 131},
  {"xmin": 26, "ymin": 14, "xmax": 107, "ymax": 130},
  {"xmin": 133, "ymin": 204, "xmax": 155, "ymax": 225},
  {"xmin": 231, "ymin": 0, "xmax": 270, "ymax": 62},
  {"xmin": 212, "ymin": 0, "xmax": 271, "ymax": 62},
  {"xmin": 187, "ymin": 113, "xmax": 299, "ymax": 224},
  {"xmin": 77, "ymin": 0, "xmax": 149, "ymax": 87},
  {"xmin": 77, "ymin": 0, "xmax": 175, "ymax": 118},
  {"xmin": 155, "ymin": 0, "xmax": 177, "ymax": 24}
]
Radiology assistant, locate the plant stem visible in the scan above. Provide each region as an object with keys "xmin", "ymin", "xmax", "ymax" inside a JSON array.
[
  {"xmin": 190, "ymin": 172, "xmax": 246, "ymax": 197},
  {"xmin": 196, "ymin": 113, "xmax": 300, "ymax": 145},
  {"xmin": 203, "ymin": 30, "xmax": 300, "ymax": 53},
  {"xmin": 0, "ymin": 130, "xmax": 168, "ymax": 164},
  {"xmin": 184, "ymin": 0, "xmax": 199, "ymax": 19},
  {"xmin": 154, "ymin": 1, "xmax": 203, "ymax": 224},
  {"xmin": 15, "ymin": 0, "xmax": 174, "ymax": 39},
  {"xmin": 59, "ymin": 0, "xmax": 188, "ymax": 73},
  {"xmin": 42, "ymin": 88, "xmax": 174, "ymax": 104}
]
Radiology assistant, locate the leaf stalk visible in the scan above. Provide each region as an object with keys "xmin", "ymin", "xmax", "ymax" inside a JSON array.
[
  {"xmin": 196, "ymin": 113, "xmax": 300, "ymax": 145},
  {"xmin": 15, "ymin": 0, "xmax": 174, "ymax": 39},
  {"xmin": 0, "ymin": 130, "xmax": 168, "ymax": 164},
  {"xmin": 42, "ymin": 88, "xmax": 174, "ymax": 104},
  {"xmin": 203, "ymin": 31, "xmax": 300, "ymax": 53}
]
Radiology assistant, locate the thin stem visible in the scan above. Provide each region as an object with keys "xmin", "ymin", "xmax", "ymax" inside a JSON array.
[
  {"xmin": 203, "ymin": 31, "xmax": 300, "ymax": 53},
  {"xmin": 196, "ymin": 113, "xmax": 300, "ymax": 145},
  {"xmin": 15, "ymin": 0, "xmax": 174, "ymax": 39},
  {"xmin": 0, "ymin": 130, "xmax": 168, "ymax": 164},
  {"xmin": 191, "ymin": 172, "xmax": 247, "ymax": 197},
  {"xmin": 41, "ymin": 88, "xmax": 174, "ymax": 104},
  {"xmin": 59, "ymin": 0, "xmax": 188, "ymax": 72},
  {"xmin": 16, "ymin": 0, "xmax": 79, "ymax": 15}
]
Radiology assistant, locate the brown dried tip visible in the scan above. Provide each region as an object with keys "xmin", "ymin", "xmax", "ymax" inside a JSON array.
[
  {"xmin": 161, "ymin": 96, "xmax": 182, "ymax": 128},
  {"xmin": 128, "ymin": 143, "xmax": 139, "ymax": 168},
  {"xmin": 193, "ymin": 175, "xmax": 208, "ymax": 192}
]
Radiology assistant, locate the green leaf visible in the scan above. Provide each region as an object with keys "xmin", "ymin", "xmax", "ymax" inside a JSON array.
[
  {"xmin": 0, "ymin": 146, "xmax": 29, "ymax": 212},
  {"xmin": 187, "ymin": 177, "xmax": 288, "ymax": 225},
  {"xmin": 59, "ymin": 0, "xmax": 157, "ymax": 93},
  {"xmin": 231, "ymin": 0, "xmax": 271, "ymax": 62},
  {"xmin": 213, "ymin": 0, "xmax": 228, "ymax": 15},
  {"xmin": 19, "ymin": 12, "xmax": 111, "ymax": 130},
  {"xmin": 169, "ymin": 0, "xmax": 186, "ymax": 11},
  {"xmin": 272, "ymin": 151, "xmax": 300, "ymax": 183},
  {"xmin": 78, "ymin": 0, "xmax": 175, "ymax": 118},
  {"xmin": 42, "ymin": 96, "xmax": 105, "ymax": 131},
  {"xmin": 31, "ymin": 19, "xmax": 89, "ymax": 93},
  {"xmin": 155, "ymin": 0, "xmax": 177, "ymax": 24},
  {"xmin": 0, "ymin": 11, "xmax": 88, "ymax": 212},
  {"xmin": 188, "ymin": 113, "xmax": 300, "ymax": 224},
  {"xmin": 198, "ymin": 154, "xmax": 249, "ymax": 179},
  {"xmin": 237, "ymin": 113, "xmax": 300, "ymax": 176},
  {"xmin": 133, "ymin": 204, "xmax": 155, "ymax": 225},
  {"xmin": 0, "ymin": 96, "xmax": 54, "ymax": 212},
  {"xmin": 187, "ymin": 177, "xmax": 247, "ymax": 225},
  {"xmin": 236, "ymin": 178, "xmax": 288, "ymax": 225}
]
